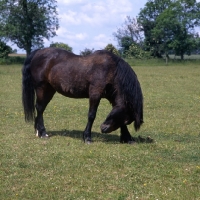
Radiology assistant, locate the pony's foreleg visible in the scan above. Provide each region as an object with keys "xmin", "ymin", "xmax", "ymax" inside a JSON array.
[
  {"xmin": 83, "ymin": 96, "xmax": 100, "ymax": 143},
  {"xmin": 120, "ymin": 125, "xmax": 134, "ymax": 144},
  {"xmin": 35, "ymin": 86, "xmax": 55, "ymax": 138}
]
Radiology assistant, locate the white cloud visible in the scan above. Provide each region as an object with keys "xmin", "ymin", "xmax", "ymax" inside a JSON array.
[
  {"xmin": 81, "ymin": 0, "xmax": 132, "ymax": 14},
  {"xmin": 91, "ymin": 34, "xmax": 115, "ymax": 49},
  {"xmin": 56, "ymin": 28, "xmax": 87, "ymax": 41},
  {"xmin": 94, "ymin": 34, "xmax": 107, "ymax": 41},
  {"xmin": 75, "ymin": 33, "xmax": 88, "ymax": 40},
  {"xmin": 81, "ymin": 3, "xmax": 106, "ymax": 13},
  {"xmin": 57, "ymin": 0, "xmax": 88, "ymax": 6},
  {"xmin": 58, "ymin": 0, "xmax": 133, "ymax": 28},
  {"xmin": 59, "ymin": 11, "xmax": 81, "ymax": 25}
]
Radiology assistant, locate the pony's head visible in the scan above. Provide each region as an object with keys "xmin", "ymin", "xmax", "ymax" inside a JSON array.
[
  {"xmin": 100, "ymin": 105, "xmax": 143, "ymax": 133},
  {"xmin": 100, "ymin": 53, "xmax": 143, "ymax": 133}
]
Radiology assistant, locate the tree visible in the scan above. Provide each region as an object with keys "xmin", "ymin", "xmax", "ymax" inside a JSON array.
[
  {"xmin": 138, "ymin": 0, "xmax": 200, "ymax": 59},
  {"xmin": 0, "ymin": 39, "xmax": 12, "ymax": 58},
  {"xmin": 80, "ymin": 48, "xmax": 95, "ymax": 56},
  {"xmin": 193, "ymin": 33, "xmax": 200, "ymax": 54},
  {"xmin": 113, "ymin": 16, "xmax": 143, "ymax": 54},
  {"xmin": 104, "ymin": 44, "xmax": 120, "ymax": 56},
  {"xmin": 138, "ymin": 0, "xmax": 172, "ymax": 57},
  {"xmin": 120, "ymin": 36, "xmax": 134, "ymax": 52},
  {"xmin": 153, "ymin": 0, "xmax": 200, "ymax": 59},
  {"xmin": 50, "ymin": 42, "xmax": 73, "ymax": 52},
  {"xmin": 0, "ymin": 0, "xmax": 59, "ymax": 55}
]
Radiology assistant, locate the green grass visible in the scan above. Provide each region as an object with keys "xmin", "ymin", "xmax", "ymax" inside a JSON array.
[{"xmin": 0, "ymin": 63, "xmax": 200, "ymax": 199}]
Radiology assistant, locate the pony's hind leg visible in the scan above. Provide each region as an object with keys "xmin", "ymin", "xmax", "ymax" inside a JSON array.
[{"xmin": 35, "ymin": 84, "xmax": 55, "ymax": 138}]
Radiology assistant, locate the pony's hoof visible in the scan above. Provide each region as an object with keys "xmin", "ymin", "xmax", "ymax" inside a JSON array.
[
  {"xmin": 128, "ymin": 141, "xmax": 136, "ymax": 145},
  {"xmin": 41, "ymin": 134, "xmax": 49, "ymax": 139},
  {"xmin": 85, "ymin": 140, "xmax": 92, "ymax": 144}
]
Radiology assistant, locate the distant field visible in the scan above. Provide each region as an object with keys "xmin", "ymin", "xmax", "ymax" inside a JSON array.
[
  {"xmin": 8, "ymin": 53, "xmax": 26, "ymax": 57},
  {"xmin": 169, "ymin": 54, "xmax": 200, "ymax": 60},
  {"xmin": 0, "ymin": 63, "xmax": 199, "ymax": 199}
]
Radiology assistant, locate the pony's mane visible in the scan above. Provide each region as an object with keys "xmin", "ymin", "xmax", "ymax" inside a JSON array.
[{"xmin": 114, "ymin": 56, "xmax": 143, "ymax": 130}]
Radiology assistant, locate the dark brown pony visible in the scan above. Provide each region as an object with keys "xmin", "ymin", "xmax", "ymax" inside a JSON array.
[{"xmin": 22, "ymin": 47, "xmax": 143, "ymax": 143}]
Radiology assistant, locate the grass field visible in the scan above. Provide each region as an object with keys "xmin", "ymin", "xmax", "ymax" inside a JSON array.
[{"xmin": 0, "ymin": 62, "xmax": 200, "ymax": 199}]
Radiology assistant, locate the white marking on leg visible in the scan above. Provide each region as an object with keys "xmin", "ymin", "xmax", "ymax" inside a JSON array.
[{"xmin": 36, "ymin": 130, "xmax": 39, "ymax": 137}]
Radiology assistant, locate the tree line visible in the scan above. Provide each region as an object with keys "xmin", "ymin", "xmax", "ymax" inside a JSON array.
[
  {"xmin": 0, "ymin": 0, "xmax": 200, "ymax": 60},
  {"xmin": 114, "ymin": 0, "xmax": 200, "ymax": 60}
]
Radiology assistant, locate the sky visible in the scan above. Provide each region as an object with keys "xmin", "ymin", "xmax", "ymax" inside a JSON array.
[
  {"xmin": 14, "ymin": 0, "xmax": 200, "ymax": 54},
  {"xmin": 15, "ymin": 0, "xmax": 147, "ymax": 54}
]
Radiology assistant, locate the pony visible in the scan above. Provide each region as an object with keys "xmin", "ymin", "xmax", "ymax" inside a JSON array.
[{"xmin": 22, "ymin": 47, "xmax": 143, "ymax": 143}]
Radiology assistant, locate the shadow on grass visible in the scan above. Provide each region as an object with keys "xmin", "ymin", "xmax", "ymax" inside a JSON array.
[
  {"xmin": 48, "ymin": 130, "xmax": 154, "ymax": 144},
  {"xmin": 48, "ymin": 129, "xmax": 120, "ymax": 143}
]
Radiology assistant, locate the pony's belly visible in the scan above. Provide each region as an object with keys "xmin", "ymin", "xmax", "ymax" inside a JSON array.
[
  {"xmin": 54, "ymin": 83, "xmax": 89, "ymax": 98},
  {"xmin": 61, "ymin": 88, "xmax": 89, "ymax": 98}
]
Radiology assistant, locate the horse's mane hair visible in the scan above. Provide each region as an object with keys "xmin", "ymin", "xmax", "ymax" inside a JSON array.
[{"xmin": 114, "ymin": 55, "xmax": 143, "ymax": 130}]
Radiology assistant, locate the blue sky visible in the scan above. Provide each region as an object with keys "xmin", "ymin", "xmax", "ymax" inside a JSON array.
[{"xmin": 15, "ymin": 0, "xmax": 147, "ymax": 54}]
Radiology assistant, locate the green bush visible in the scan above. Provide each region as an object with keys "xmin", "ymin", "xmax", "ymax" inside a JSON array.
[
  {"xmin": 0, "ymin": 56, "xmax": 25, "ymax": 65},
  {"xmin": 125, "ymin": 43, "xmax": 152, "ymax": 59},
  {"xmin": 104, "ymin": 44, "xmax": 120, "ymax": 56},
  {"xmin": 50, "ymin": 42, "xmax": 73, "ymax": 52},
  {"xmin": 0, "ymin": 41, "xmax": 13, "ymax": 58},
  {"xmin": 80, "ymin": 48, "xmax": 95, "ymax": 56}
]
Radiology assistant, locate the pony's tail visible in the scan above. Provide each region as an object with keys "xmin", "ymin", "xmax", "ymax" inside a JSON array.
[
  {"xmin": 134, "ymin": 97, "xmax": 143, "ymax": 131},
  {"xmin": 22, "ymin": 49, "xmax": 39, "ymax": 122},
  {"xmin": 132, "ymin": 73, "xmax": 143, "ymax": 132}
]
